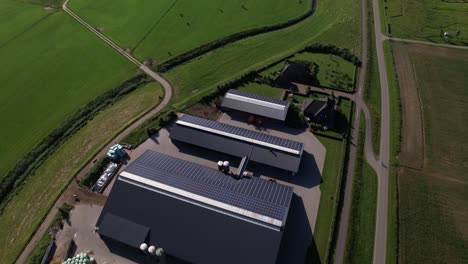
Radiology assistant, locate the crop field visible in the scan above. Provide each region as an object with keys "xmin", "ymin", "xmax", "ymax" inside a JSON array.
[
  {"xmin": 393, "ymin": 43, "xmax": 468, "ymax": 263},
  {"xmin": 383, "ymin": 0, "xmax": 468, "ymax": 45},
  {"xmin": 0, "ymin": 82, "xmax": 162, "ymax": 263},
  {"xmin": 164, "ymin": 0, "xmax": 361, "ymax": 108},
  {"xmin": 262, "ymin": 53, "xmax": 356, "ymax": 91},
  {"xmin": 0, "ymin": 11, "xmax": 135, "ymax": 181},
  {"xmin": 69, "ymin": 0, "xmax": 310, "ymax": 62}
]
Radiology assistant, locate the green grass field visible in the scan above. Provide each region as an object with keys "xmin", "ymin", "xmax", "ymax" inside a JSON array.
[
  {"xmin": 165, "ymin": 0, "xmax": 361, "ymax": 109},
  {"xmin": 397, "ymin": 46, "xmax": 468, "ymax": 264},
  {"xmin": 263, "ymin": 53, "xmax": 356, "ymax": 91},
  {"xmin": 69, "ymin": 0, "xmax": 310, "ymax": 62},
  {"xmin": 344, "ymin": 116, "xmax": 377, "ymax": 264},
  {"xmin": 383, "ymin": 0, "xmax": 468, "ymax": 45},
  {"xmin": 237, "ymin": 82, "xmax": 284, "ymax": 98},
  {"xmin": 0, "ymin": 82, "xmax": 162, "ymax": 263},
  {"xmin": 0, "ymin": 0, "xmax": 51, "ymax": 46},
  {"xmin": 0, "ymin": 11, "xmax": 135, "ymax": 181},
  {"xmin": 313, "ymin": 99, "xmax": 352, "ymax": 262}
]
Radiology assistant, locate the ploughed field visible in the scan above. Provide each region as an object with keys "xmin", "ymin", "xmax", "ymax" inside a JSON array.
[
  {"xmin": 69, "ymin": 0, "xmax": 310, "ymax": 62},
  {"xmin": 0, "ymin": 6, "xmax": 135, "ymax": 181},
  {"xmin": 393, "ymin": 43, "xmax": 468, "ymax": 264}
]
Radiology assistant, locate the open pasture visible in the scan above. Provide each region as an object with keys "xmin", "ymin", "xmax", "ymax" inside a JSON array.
[
  {"xmin": 394, "ymin": 43, "xmax": 468, "ymax": 264},
  {"xmin": 0, "ymin": 11, "xmax": 134, "ymax": 181},
  {"xmin": 384, "ymin": 0, "xmax": 468, "ymax": 45},
  {"xmin": 70, "ymin": 0, "xmax": 310, "ymax": 62},
  {"xmin": 0, "ymin": 0, "xmax": 51, "ymax": 46}
]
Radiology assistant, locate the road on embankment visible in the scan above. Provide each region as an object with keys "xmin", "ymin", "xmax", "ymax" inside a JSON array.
[{"xmin": 15, "ymin": 1, "xmax": 173, "ymax": 263}]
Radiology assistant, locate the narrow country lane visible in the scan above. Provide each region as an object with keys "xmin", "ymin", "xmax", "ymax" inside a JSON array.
[{"xmin": 15, "ymin": 1, "xmax": 173, "ymax": 263}]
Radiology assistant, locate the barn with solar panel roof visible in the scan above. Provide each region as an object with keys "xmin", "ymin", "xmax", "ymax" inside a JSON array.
[{"xmin": 96, "ymin": 150, "xmax": 293, "ymax": 264}]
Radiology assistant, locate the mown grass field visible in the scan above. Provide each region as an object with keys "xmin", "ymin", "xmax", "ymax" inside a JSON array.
[
  {"xmin": 0, "ymin": 82, "xmax": 162, "ymax": 263},
  {"xmin": 344, "ymin": 116, "xmax": 377, "ymax": 264},
  {"xmin": 165, "ymin": 0, "xmax": 361, "ymax": 108},
  {"xmin": 313, "ymin": 99, "xmax": 352, "ymax": 262},
  {"xmin": 263, "ymin": 53, "xmax": 356, "ymax": 91},
  {"xmin": 69, "ymin": 0, "xmax": 310, "ymax": 62},
  {"xmin": 382, "ymin": 0, "xmax": 468, "ymax": 45},
  {"xmin": 0, "ymin": 11, "xmax": 135, "ymax": 181},
  {"xmin": 394, "ymin": 44, "xmax": 468, "ymax": 264}
]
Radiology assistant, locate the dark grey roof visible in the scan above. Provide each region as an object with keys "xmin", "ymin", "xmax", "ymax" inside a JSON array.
[
  {"xmin": 221, "ymin": 89, "xmax": 290, "ymax": 121},
  {"xmin": 97, "ymin": 151, "xmax": 293, "ymax": 264},
  {"xmin": 177, "ymin": 115, "xmax": 303, "ymax": 152},
  {"xmin": 98, "ymin": 213, "xmax": 149, "ymax": 248},
  {"xmin": 302, "ymin": 98, "xmax": 328, "ymax": 117},
  {"xmin": 171, "ymin": 115, "xmax": 303, "ymax": 172},
  {"xmin": 121, "ymin": 151, "xmax": 292, "ymax": 222}
]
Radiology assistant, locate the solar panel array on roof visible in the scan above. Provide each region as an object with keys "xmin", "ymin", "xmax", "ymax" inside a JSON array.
[
  {"xmin": 177, "ymin": 115, "xmax": 303, "ymax": 153},
  {"xmin": 121, "ymin": 151, "xmax": 293, "ymax": 225},
  {"xmin": 227, "ymin": 89, "xmax": 289, "ymax": 106}
]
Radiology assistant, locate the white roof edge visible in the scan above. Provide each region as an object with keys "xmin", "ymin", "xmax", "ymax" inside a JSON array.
[
  {"xmin": 119, "ymin": 171, "xmax": 283, "ymax": 228},
  {"xmin": 225, "ymin": 93, "xmax": 286, "ymax": 111},
  {"xmin": 176, "ymin": 120, "xmax": 300, "ymax": 155}
]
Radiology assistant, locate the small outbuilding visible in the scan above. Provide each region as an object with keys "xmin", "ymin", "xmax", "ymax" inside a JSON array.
[
  {"xmin": 302, "ymin": 97, "xmax": 339, "ymax": 127},
  {"xmin": 221, "ymin": 89, "xmax": 290, "ymax": 121},
  {"xmin": 274, "ymin": 61, "xmax": 314, "ymax": 89},
  {"xmin": 170, "ymin": 114, "xmax": 304, "ymax": 173},
  {"xmin": 97, "ymin": 150, "xmax": 293, "ymax": 264}
]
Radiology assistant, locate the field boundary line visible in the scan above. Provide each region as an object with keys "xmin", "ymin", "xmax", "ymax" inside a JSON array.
[
  {"xmin": 388, "ymin": 37, "xmax": 468, "ymax": 50},
  {"xmin": 133, "ymin": 0, "xmax": 179, "ymax": 52}
]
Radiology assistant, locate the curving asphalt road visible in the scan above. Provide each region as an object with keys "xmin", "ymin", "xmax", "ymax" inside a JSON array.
[{"xmin": 15, "ymin": 1, "xmax": 173, "ymax": 263}]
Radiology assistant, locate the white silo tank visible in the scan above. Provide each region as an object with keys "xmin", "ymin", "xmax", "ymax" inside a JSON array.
[
  {"xmin": 217, "ymin": 160, "xmax": 223, "ymax": 170},
  {"xmin": 140, "ymin": 243, "xmax": 148, "ymax": 252},
  {"xmin": 223, "ymin": 161, "xmax": 230, "ymax": 172},
  {"xmin": 148, "ymin": 245, "xmax": 156, "ymax": 255}
]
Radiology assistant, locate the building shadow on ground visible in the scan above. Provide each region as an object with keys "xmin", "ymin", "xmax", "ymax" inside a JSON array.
[{"xmin": 277, "ymin": 194, "xmax": 321, "ymax": 264}]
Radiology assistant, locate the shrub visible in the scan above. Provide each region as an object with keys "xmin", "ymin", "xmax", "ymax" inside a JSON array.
[
  {"xmin": 302, "ymin": 43, "xmax": 362, "ymax": 66},
  {"xmin": 79, "ymin": 156, "xmax": 111, "ymax": 188},
  {"xmin": 285, "ymin": 104, "xmax": 307, "ymax": 128}
]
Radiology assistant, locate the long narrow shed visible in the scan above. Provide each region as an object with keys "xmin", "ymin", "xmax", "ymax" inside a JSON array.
[
  {"xmin": 170, "ymin": 115, "xmax": 304, "ymax": 173},
  {"xmin": 221, "ymin": 89, "xmax": 290, "ymax": 121},
  {"xmin": 97, "ymin": 150, "xmax": 293, "ymax": 264}
]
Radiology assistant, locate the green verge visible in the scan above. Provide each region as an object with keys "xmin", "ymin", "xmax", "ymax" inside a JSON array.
[
  {"xmin": 26, "ymin": 203, "xmax": 74, "ymax": 264},
  {"xmin": 344, "ymin": 114, "xmax": 378, "ymax": 264},
  {"xmin": 383, "ymin": 40, "xmax": 400, "ymax": 264},
  {"xmin": 313, "ymin": 99, "xmax": 353, "ymax": 263},
  {"xmin": 364, "ymin": 0, "xmax": 381, "ymax": 157},
  {"xmin": 0, "ymin": 83, "xmax": 163, "ymax": 263}
]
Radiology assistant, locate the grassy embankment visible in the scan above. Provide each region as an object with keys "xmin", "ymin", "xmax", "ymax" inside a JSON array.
[
  {"xmin": 313, "ymin": 99, "xmax": 353, "ymax": 263},
  {"xmin": 344, "ymin": 115, "xmax": 378, "ymax": 264},
  {"xmin": 364, "ymin": 0, "xmax": 382, "ymax": 157},
  {"xmin": 382, "ymin": 0, "xmax": 468, "ymax": 45},
  {"xmin": 0, "ymin": 83, "xmax": 162, "ymax": 263},
  {"xmin": 163, "ymin": 0, "xmax": 361, "ymax": 108},
  {"xmin": 383, "ymin": 40, "xmax": 400, "ymax": 264},
  {"xmin": 396, "ymin": 45, "xmax": 468, "ymax": 264},
  {"xmin": 69, "ymin": 0, "xmax": 310, "ymax": 61},
  {"xmin": 0, "ymin": 11, "xmax": 135, "ymax": 181}
]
